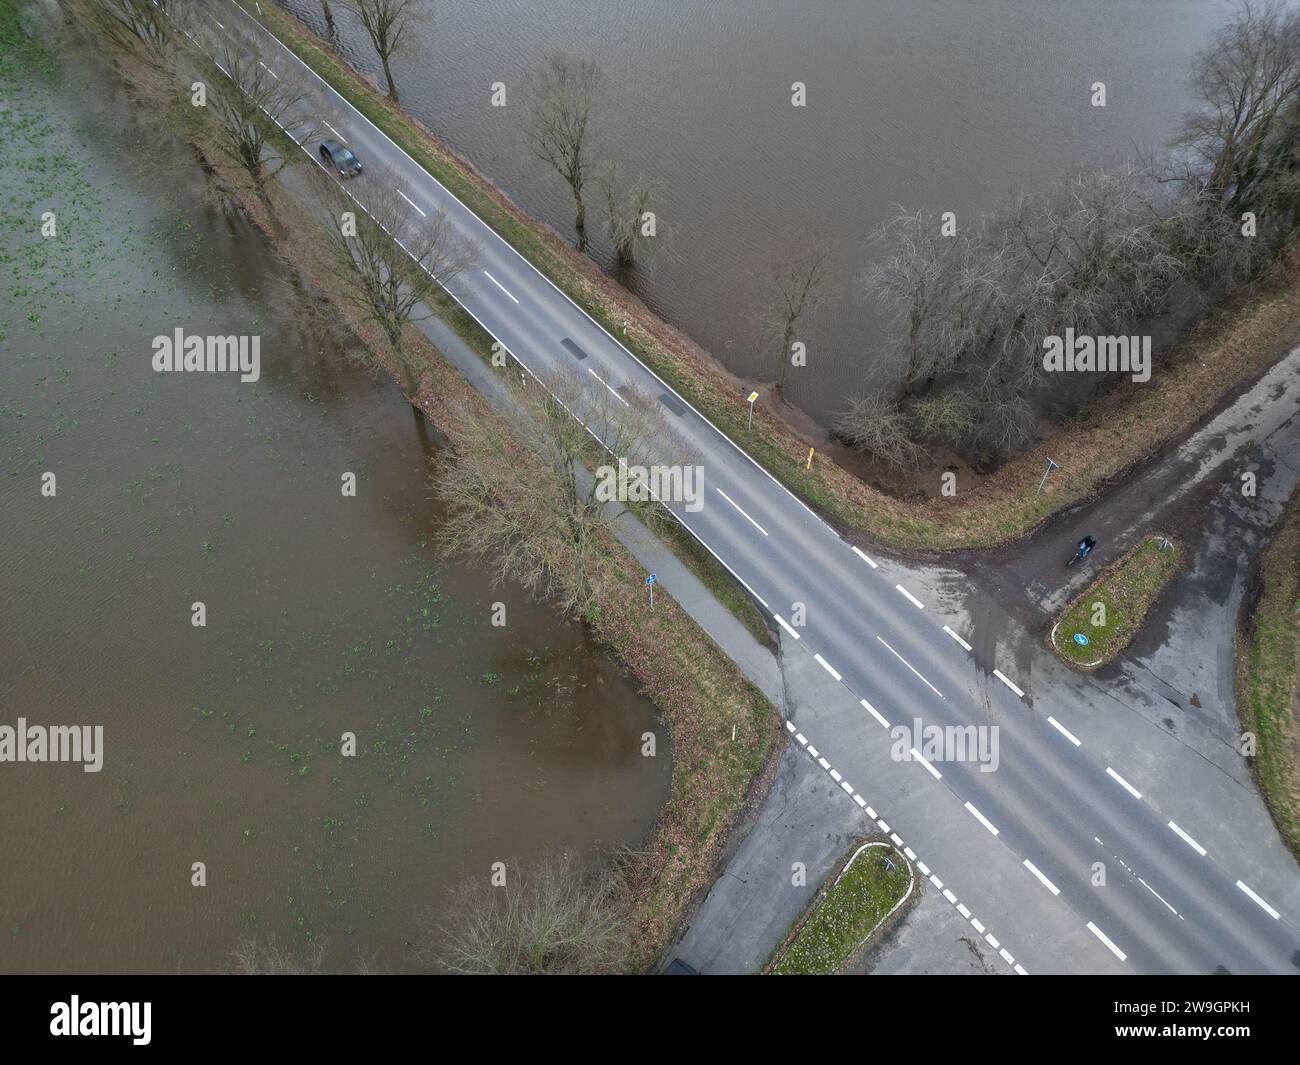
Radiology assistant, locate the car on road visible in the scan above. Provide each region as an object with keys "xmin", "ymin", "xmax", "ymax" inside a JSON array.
[{"xmin": 319, "ymin": 139, "xmax": 362, "ymax": 178}]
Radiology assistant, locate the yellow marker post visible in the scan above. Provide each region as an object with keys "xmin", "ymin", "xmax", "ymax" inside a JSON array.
[{"xmin": 807, "ymin": 447, "xmax": 814, "ymax": 470}]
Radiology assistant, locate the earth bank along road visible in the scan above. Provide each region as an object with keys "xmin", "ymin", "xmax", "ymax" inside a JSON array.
[{"xmin": 180, "ymin": 0, "xmax": 1299, "ymax": 974}]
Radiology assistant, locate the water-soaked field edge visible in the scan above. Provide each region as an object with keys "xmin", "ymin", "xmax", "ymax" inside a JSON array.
[
  {"xmin": 204, "ymin": 1, "xmax": 1300, "ymax": 555},
  {"xmin": 58, "ymin": 0, "xmax": 781, "ymax": 969}
]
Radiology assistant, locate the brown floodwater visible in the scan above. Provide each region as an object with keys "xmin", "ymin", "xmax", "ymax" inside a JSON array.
[
  {"xmin": 0, "ymin": 10, "xmax": 670, "ymax": 973},
  {"xmin": 284, "ymin": 0, "xmax": 1231, "ymax": 424}
]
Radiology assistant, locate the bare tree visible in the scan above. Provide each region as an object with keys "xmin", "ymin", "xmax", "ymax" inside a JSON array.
[
  {"xmin": 1174, "ymin": 0, "xmax": 1300, "ymax": 225},
  {"xmin": 228, "ymin": 935, "xmax": 327, "ymax": 974},
  {"xmin": 597, "ymin": 160, "xmax": 658, "ymax": 269},
  {"xmin": 768, "ymin": 240, "xmax": 831, "ymax": 398},
  {"xmin": 337, "ymin": 0, "xmax": 424, "ymax": 102},
  {"xmin": 867, "ymin": 168, "xmax": 1186, "ymax": 457},
  {"xmin": 83, "ymin": 0, "xmax": 175, "ymax": 66},
  {"xmin": 207, "ymin": 46, "xmax": 324, "ymax": 199},
  {"xmin": 437, "ymin": 367, "xmax": 683, "ymax": 618},
  {"xmin": 416, "ymin": 852, "xmax": 630, "ymax": 975},
  {"xmin": 832, "ymin": 394, "xmax": 926, "ymax": 470},
  {"xmin": 328, "ymin": 172, "xmax": 479, "ymax": 392},
  {"xmin": 524, "ymin": 52, "xmax": 600, "ymax": 252}
]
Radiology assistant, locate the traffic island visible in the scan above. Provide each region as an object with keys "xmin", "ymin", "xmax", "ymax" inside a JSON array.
[
  {"xmin": 1049, "ymin": 536, "xmax": 1181, "ymax": 670},
  {"xmin": 765, "ymin": 840, "xmax": 915, "ymax": 975}
]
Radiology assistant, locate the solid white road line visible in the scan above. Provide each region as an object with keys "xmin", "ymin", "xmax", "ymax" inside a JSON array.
[
  {"xmin": 715, "ymin": 488, "xmax": 769, "ymax": 537},
  {"xmin": 1106, "ymin": 766, "xmax": 1143, "ymax": 800},
  {"xmin": 1047, "ymin": 715, "xmax": 1082, "ymax": 746},
  {"xmin": 1235, "ymin": 880, "xmax": 1280, "ymax": 919},
  {"xmin": 1023, "ymin": 859, "xmax": 1061, "ymax": 896},
  {"xmin": 1167, "ymin": 821, "xmax": 1207, "ymax": 857},
  {"xmin": 482, "ymin": 269, "xmax": 520, "ymax": 304},
  {"xmin": 814, "ymin": 654, "xmax": 842, "ymax": 682},
  {"xmin": 860, "ymin": 698, "xmax": 890, "ymax": 729},
  {"xmin": 773, "ymin": 614, "xmax": 801, "ymax": 640},
  {"xmin": 1087, "ymin": 921, "xmax": 1128, "ymax": 962},
  {"xmin": 851, "ymin": 545, "xmax": 878, "ymax": 569},
  {"xmin": 964, "ymin": 801, "xmax": 999, "ymax": 836},
  {"xmin": 993, "ymin": 669, "xmax": 1025, "ymax": 698},
  {"xmin": 397, "ymin": 189, "xmax": 427, "ymax": 217},
  {"xmin": 895, "ymin": 584, "xmax": 924, "ymax": 609},
  {"xmin": 876, "ymin": 636, "xmax": 944, "ymax": 699},
  {"xmin": 324, "ymin": 122, "xmax": 347, "ymax": 143},
  {"xmin": 942, "ymin": 625, "xmax": 972, "ymax": 651},
  {"xmin": 585, "ymin": 367, "xmax": 629, "ymax": 406},
  {"xmin": 910, "ymin": 748, "xmax": 942, "ymax": 780}
]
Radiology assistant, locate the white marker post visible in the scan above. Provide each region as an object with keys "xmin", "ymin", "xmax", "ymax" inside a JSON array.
[
  {"xmin": 746, "ymin": 390, "xmax": 759, "ymax": 430},
  {"xmin": 646, "ymin": 572, "xmax": 656, "ymax": 609},
  {"xmin": 1036, "ymin": 457, "xmax": 1060, "ymax": 495}
]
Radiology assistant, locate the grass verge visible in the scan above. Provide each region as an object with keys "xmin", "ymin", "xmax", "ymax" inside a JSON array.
[
  {"xmin": 766, "ymin": 841, "xmax": 913, "ymax": 975},
  {"xmin": 1050, "ymin": 536, "xmax": 1181, "ymax": 669},
  {"xmin": 239, "ymin": 2, "xmax": 1300, "ymax": 552},
  {"xmin": 71, "ymin": 2, "xmax": 782, "ymax": 970},
  {"xmin": 1235, "ymin": 490, "xmax": 1300, "ymax": 861}
]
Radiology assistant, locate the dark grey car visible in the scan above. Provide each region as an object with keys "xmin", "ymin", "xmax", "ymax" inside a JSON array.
[{"xmin": 319, "ymin": 139, "xmax": 362, "ymax": 178}]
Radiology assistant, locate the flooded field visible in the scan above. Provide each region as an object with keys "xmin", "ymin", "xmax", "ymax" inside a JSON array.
[{"xmin": 0, "ymin": 8, "xmax": 670, "ymax": 973}]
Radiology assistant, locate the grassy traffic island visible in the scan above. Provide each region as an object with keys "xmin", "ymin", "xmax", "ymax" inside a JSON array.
[
  {"xmin": 1235, "ymin": 490, "xmax": 1300, "ymax": 861},
  {"xmin": 1050, "ymin": 536, "xmax": 1181, "ymax": 670},
  {"xmin": 765, "ymin": 841, "xmax": 915, "ymax": 975}
]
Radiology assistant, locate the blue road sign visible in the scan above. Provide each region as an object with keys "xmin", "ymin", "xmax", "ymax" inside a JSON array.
[
  {"xmin": 1073, "ymin": 633, "xmax": 1089, "ymax": 646},
  {"xmin": 646, "ymin": 574, "xmax": 656, "ymax": 585}
]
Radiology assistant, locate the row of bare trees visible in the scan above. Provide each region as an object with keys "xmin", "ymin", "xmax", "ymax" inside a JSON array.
[{"xmin": 837, "ymin": 0, "xmax": 1300, "ymax": 469}]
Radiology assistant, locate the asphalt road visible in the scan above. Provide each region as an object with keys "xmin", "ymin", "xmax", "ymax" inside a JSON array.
[{"xmin": 183, "ymin": 0, "xmax": 1300, "ymax": 973}]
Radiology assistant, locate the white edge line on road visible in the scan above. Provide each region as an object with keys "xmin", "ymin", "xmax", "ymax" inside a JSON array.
[
  {"xmin": 851, "ymin": 545, "xmax": 878, "ymax": 569},
  {"xmin": 1167, "ymin": 821, "xmax": 1207, "ymax": 857},
  {"xmin": 774, "ymin": 614, "xmax": 800, "ymax": 640},
  {"xmin": 715, "ymin": 487, "xmax": 769, "ymax": 537},
  {"xmin": 942, "ymin": 625, "xmax": 972, "ymax": 651},
  {"xmin": 877, "ymin": 635, "xmax": 943, "ymax": 699},
  {"xmin": 813, "ymin": 654, "xmax": 842, "ymax": 682},
  {"xmin": 396, "ymin": 189, "xmax": 427, "ymax": 217},
  {"xmin": 482, "ymin": 269, "xmax": 519, "ymax": 303},
  {"xmin": 1047, "ymin": 715, "xmax": 1082, "ymax": 746},
  {"xmin": 964, "ymin": 801, "xmax": 999, "ymax": 836},
  {"xmin": 1023, "ymin": 859, "xmax": 1061, "ymax": 896},
  {"xmin": 1235, "ymin": 880, "xmax": 1280, "ymax": 919},
  {"xmin": 910, "ymin": 748, "xmax": 942, "ymax": 780},
  {"xmin": 993, "ymin": 669, "xmax": 1025, "ymax": 698},
  {"xmin": 1086, "ymin": 921, "xmax": 1128, "ymax": 962},
  {"xmin": 895, "ymin": 584, "xmax": 924, "ymax": 609},
  {"xmin": 860, "ymin": 698, "xmax": 890, "ymax": 729},
  {"xmin": 225, "ymin": 0, "xmax": 842, "ymax": 539},
  {"xmin": 1105, "ymin": 766, "xmax": 1143, "ymax": 800}
]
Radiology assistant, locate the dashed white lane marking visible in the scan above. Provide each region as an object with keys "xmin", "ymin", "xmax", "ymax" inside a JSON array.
[
  {"xmin": 1014, "ymin": 963, "xmax": 1028, "ymax": 976},
  {"xmin": 483, "ymin": 269, "xmax": 520, "ymax": 304},
  {"xmin": 1105, "ymin": 766, "xmax": 1143, "ymax": 800},
  {"xmin": 814, "ymin": 654, "xmax": 842, "ymax": 682},
  {"xmin": 984, "ymin": 932, "xmax": 999, "ymax": 949},
  {"xmin": 818, "ymin": 757, "xmax": 830, "ymax": 770},
  {"xmin": 216, "ymin": 19, "xmax": 225, "ymax": 27},
  {"xmin": 258, "ymin": 60, "xmax": 278, "ymax": 79},
  {"xmin": 860, "ymin": 698, "xmax": 890, "ymax": 729},
  {"xmin": 853, "ymin": 794, "xmax": 866, "ymax": 808},
  {"xmin": 1022, "ymin": 859, "xmax": 1061, "ymax": 896},
  {"xmin": 585, "ymin": 366, "xmax": 629, "ymax": 406},
  {"xmin": 1139, "ymin": 877, "xmax": 1183, "ymax": 920},
  {"xmin": 1167, "ymin": 821, "xmax": 1207, "ymax": 857},
  {"xmin": 916, "ymin": 860, "xmax": 930, "ymax": 877},
  {"xmin": 829, "ymin": 768, "xmax": 842, "ymax": 782},
  {"xmin": 992, "ymin": 669, "xmax": 1025, "ymax": 698},
  {"xmin": 1047, "ymin": 716, "xmax": 1082, "ymax": 747},
  {"xmin": 964, "ymin": 801, "xmax": 999, "ymax": 836},
  {"xmin": 396, "ymin": 189, "xmax": 427, "ymax": 217},
  {"xmin": 895, "ymin": 584, "xmax": 925, "ymax": 609},
  {"xmin": 324, "ymin": 122, "xmax": 347, "ymax": 143},
  {"xmin": 910, "ymin": 748, "xmax": 942, "ymax": 780},
  {"xmin": 1086, "ymin": 921, "xmax": 1128, "ymax": 962},
  {"xmin": 851, "ymin": 545, "xmax": 878, "ymax": 569},
  {"xmin": 715, "ymin": 488, "xmax": 769, "ymax": 537},
  {"xmin": 216, "ymin": 61, "xmax": 230, "ymax": 76},
  {"xmin": 839, "ymin": 780, "xmax": 854, "ymax": 794},
  {"xmin": 876, "ymin": 636, "xmax": 943, "ymax": 699},
  {"xmin": 943, "ymin": 888, "xmax": 958, "ymax": 904},
  {"xmin": 942, "ymin": 625, "xmax": 972, "ymax": 651},
  {"xmin": 774, "ymin": 614, "xmax": 801, "ymax": 639},
  {"xmin": 1235, "ymin": 880, "xmax": 1281, "ymax": 920}
]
